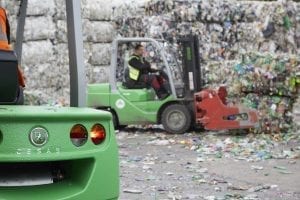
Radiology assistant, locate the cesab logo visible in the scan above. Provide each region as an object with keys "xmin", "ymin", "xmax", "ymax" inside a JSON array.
[{"xmin": 29, "ymin": 127, "xmax": 49, "ymax": 147}]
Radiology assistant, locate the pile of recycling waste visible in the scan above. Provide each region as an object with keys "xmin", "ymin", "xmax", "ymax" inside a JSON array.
[
  {"xmin": 114, "ymin": 0, "xmax": 300, "ymax": 134},
  {"xmin": 206, "ymin": 53, "xmax": 299, "ymax": 134}
]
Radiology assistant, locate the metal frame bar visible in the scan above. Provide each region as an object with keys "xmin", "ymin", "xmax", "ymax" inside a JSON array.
[
  {"xmin": 15, "ymin": 0, "xmax": 27, "ymax": 64},
  {"xmin": 66, "ymin": 0, "xmax": 86, "ymax": 107},
  {"xmin": 110, "ymin": 37, "xmax": 177, "ymax": 99}
]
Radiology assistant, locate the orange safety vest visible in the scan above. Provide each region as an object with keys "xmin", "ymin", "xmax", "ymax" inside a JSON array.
[{"xmin": 0, "ymin": 7, "xmax": 25, "ymax": 87}]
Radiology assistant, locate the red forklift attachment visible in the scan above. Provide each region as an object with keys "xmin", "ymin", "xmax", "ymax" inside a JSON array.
[{"xmin": 194, "ymin": 87, "xmax": 259, "ymax": 130}]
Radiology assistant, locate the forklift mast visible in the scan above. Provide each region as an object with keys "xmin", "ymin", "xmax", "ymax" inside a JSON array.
[{"xmin": 178, "ymin": 35, "xmax": 202, "ymax": 98}]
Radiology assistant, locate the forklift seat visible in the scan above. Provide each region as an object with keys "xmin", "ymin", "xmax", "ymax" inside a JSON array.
[
  {"xmin": 117, "ymin": 82, "xmax": 155, "ymax": 101},
  {"xmin": 0, "ymin": 50, "xmax": 20, "ymax": 105}
]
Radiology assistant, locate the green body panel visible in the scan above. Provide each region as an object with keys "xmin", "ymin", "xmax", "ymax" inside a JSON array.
[
  {"xmin": 87, "ymin": 83, "xmax": 111, "ymax": 108},
  {"xmin": 87, "ymin": 82, "xmax": 176, "ymax": 125},
  {"xmin": 117, "ymin": 84, "xmax": 155, "ymax": 101},
  {"xmin": 0, "ymin": 106, "xmax": 119, "ymax": 200},
  {"xmin": 110, "ymin": 94, "xmax": 173, "ymax": 124}
]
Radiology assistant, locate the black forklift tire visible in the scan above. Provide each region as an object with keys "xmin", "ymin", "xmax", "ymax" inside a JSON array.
[
  {"xmin": 110, "ymin": 110, "xmax": 126, "ymax": 131},
  {"xmin": 96, "ymin": 108, "xmax": 119, "ymax": 131},
  {"xmin": 161, "ymin": 104, "xmax": 191, "ymax": 134},
  {"xmin": 111, "ymin": 111, "xmax": 118, "ymax": 129}
]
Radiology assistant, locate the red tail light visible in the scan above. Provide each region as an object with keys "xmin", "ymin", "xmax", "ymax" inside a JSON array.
[
  {"xmin": 70, "ymin": 124, "xmax": 88, "ymax": 147},
  {"xmin": 90, "ymin": 124, "xmax": 106, "ymax": 145}
]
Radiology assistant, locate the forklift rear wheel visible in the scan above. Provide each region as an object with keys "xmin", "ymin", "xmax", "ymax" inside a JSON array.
[
  {"xmin": 161, "ymin": 104, "xmax": 191, "ymax": 134},
  {"xmin": 110, "ymin": 110, "xmax": 126, "ymax": 130},
  {"xmin": 111, "ymin": 111, "xmax": 118, "ymax": 129}
]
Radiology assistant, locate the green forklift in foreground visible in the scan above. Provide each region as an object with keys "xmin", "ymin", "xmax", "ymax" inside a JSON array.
[
  {"xmin": 0, "ymin": 1, "xmax": 119, "ymax": 199},
  {"xmin": 87, "ymin": 36, "xmax": 258, "ymax": 134}
]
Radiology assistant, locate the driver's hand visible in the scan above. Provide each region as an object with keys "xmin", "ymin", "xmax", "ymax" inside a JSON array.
[
  {"xmin": 151, "ymin": 64, "xmax": 158, "ymax": 70},
  {"xmin": 151, "ymin": 68, "xmax": 159, "ymax": 73}
]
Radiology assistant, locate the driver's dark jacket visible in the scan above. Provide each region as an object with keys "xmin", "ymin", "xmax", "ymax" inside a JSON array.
[{"xmin": 128, "ymin": 54, "xmax": 156, "ymax": 81}]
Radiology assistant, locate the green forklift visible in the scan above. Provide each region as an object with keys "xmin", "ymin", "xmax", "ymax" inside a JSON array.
[
  {"xmin": 87, "ymin": 36, "xmax": 258, "ymax": 134},
  {"xmin": 0, "ymin": 1, "xmax": 119, "ymax": 199}
]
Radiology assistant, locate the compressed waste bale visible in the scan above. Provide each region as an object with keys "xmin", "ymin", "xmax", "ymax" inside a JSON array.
[
  {"xmin": 26, "ymin": 0, "xmax": 55, "ymax": 16},
  {"xmin": 24, "ymin": 16, "xmax": 56, "ymax": 41},
  {"xmin": 89, "ymin": 43, "xmax": 111, "ymax": 66},
  {"xmin": 22, "ymin": 40, "xmax": 54, "ymax": 66},
  {"xmin": 86, "ymin": 65, "xmax": 110, "ymax": 83},
  {"xmin": 83, "ymin": 21, "xmax": 115, "ymax": 43}
]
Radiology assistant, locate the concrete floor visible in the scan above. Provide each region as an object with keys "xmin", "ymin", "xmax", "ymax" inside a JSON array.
[{"xmin": 117, "ymin": 129, "xmax": 300, "ymax": 200}]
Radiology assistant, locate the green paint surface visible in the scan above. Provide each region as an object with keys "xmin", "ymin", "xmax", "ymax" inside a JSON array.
[
  {"xmin": 0, "ymin": 105, "xmax": 119, "ymax": 200},
  {"xmin": 87, "ymin": 83, "xmax": 176, "ymax": 125}
]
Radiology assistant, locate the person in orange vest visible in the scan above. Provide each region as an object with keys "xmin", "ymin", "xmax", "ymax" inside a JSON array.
[{"xmin": 0, "ymin": 7, "xmax": 25, "ymax": 88}]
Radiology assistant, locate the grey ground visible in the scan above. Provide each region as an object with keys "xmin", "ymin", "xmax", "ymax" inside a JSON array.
[{"xmin": 116, "ymin": 127, "xmax": 300, "ymax": 200}]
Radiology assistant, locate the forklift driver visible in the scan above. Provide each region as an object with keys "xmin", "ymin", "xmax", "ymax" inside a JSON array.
[
  {"xmin": 0, "ymin": 7, "xmax": 25, "ymax": 88},
  {"xmin": 125, "ymin": 44, "xmax": 169, "ymax": 100}
]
